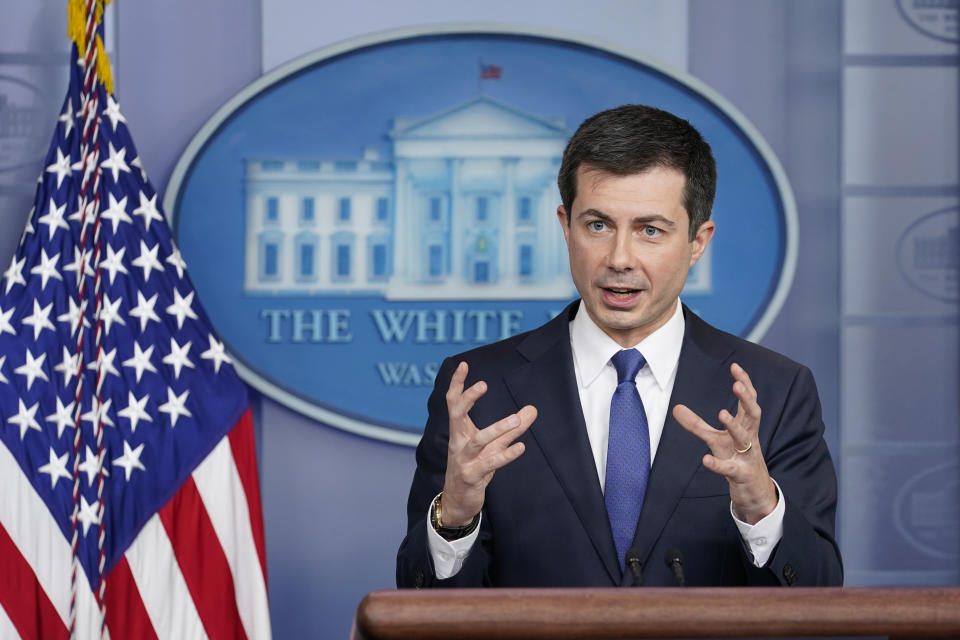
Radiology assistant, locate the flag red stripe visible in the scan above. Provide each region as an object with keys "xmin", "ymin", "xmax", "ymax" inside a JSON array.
[
  {"xmin": 0, "ymin": 521, "xmax": 68, "ymax": 640},
  {"xmin": 228, "ymin": 410, "xmax": 268, "ymax": 582},
  {"xmin": 104, "ymin": 556, "xmax": 158, "ymax": 640},
  {"xmin": 159, "ymin": 477, "xmax": 248, "ymax": 640}
]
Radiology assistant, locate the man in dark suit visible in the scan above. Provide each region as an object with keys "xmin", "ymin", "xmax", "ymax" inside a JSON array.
[{"xmin": 397, "ymin": 104, "xmax": 843, "ymax": 588}]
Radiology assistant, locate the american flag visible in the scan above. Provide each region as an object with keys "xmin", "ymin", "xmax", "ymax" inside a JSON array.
[
  {"xmin": 480, "ymin": 63, "xmax": 502, "ymax": 80},
  {"xmin": 0, "ymin": 7, "xmax": 271, "ymax": 640}
]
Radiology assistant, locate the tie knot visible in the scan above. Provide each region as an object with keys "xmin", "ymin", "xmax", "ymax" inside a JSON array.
[{"xmin": 611, "ymin": 349, "xmax": 646, "ymax": 384}]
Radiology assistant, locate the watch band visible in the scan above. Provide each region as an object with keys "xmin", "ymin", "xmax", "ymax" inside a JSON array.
[{"xmin": 430, "ymin": 493, "xmax": 480, "ymax": 541}]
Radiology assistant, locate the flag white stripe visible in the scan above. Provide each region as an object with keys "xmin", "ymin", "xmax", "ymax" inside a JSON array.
[
  {"xmin": 0, "ymin": 438, "xmax": 102, "ymax": 638},
  {"xmin": 0, "ymin": 440, "xmax": 71, "ymax": 626},
  {"xmin": 192, "ymin": 436, "xmax": 271, "ymax": 640},
  {"xmin": 0, "ymin": 596, "xmax": 21, "ymax": 640},
  {"xmin": 124, "ymin": 515, "xmax": 208, "ymax": 640},
  {"xmin": 75, "ymin": 571, "xmax": 104, "ymax": 640}
]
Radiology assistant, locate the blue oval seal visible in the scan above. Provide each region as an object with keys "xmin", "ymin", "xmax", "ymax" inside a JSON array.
[{"xmin": 165, "ymin": 26, "xmax": 796, "ymax": 445}]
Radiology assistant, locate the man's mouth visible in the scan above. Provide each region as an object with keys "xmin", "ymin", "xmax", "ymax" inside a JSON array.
[
  {"xmin": 599, "ymin": 286, "xmax": 644, "ymax": 305},
  {"xmin": 604, "ymin": 287, "xmax": 639, "ymax": 299}
]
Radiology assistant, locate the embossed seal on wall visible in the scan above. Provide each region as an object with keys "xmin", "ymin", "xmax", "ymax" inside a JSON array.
[
  {"xmin": 897, "ymin": 0, "xmax": 959, "ymax": 42},
  {"xmin": 897, "ymin": 206, "xmax": 959, "ymax": 302}
]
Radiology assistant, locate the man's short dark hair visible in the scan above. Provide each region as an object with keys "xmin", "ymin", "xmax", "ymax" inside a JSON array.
[{"xmin": 558, "ymin": 104, "xmax": 716, "ymax": 239}]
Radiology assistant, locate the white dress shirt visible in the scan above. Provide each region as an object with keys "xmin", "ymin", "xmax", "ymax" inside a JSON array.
[{"xmin": 428, "ymin": 299, "xmax": 785, "ymax": 579}]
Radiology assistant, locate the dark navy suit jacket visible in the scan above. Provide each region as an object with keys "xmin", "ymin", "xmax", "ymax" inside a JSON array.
[{"xmin": 397, "ymin": 302, "xmax": 843, "ymax": 588}]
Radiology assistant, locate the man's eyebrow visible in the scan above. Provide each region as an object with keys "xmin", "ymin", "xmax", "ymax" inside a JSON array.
[
  {"xmin": 576, "ymin": 208, "xmax": 614, "ymax": 223},
  {"xmin": 577, "ymin": 208, "xmax": 677, "ymax": 228}
]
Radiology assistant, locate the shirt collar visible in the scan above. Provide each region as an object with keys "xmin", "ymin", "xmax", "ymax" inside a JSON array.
[{"xmin": 570, "ymin": 299, "xmax": 686, "ymax": 391}]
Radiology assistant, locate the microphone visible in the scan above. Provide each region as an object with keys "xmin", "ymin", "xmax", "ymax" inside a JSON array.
[
  {"xmin": 624, "ymin": 548, "xmax": 643, "ymax": 587},
  {"xmin": 664, "ymin": 547, "xmax": 685, "ymax": 586}
]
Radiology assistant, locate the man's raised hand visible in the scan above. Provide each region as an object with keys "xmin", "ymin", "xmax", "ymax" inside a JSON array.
[
  {"xmin": 440, "ymin": 362, "xmax": 538, "ymax": 526},
  {"xmin": 672, "ymin": 363, "xmax": 777, "ymax": 525}
]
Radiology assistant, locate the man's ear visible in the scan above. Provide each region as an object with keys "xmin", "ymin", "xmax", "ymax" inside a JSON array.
[
  {"xmin": 689, "ymin": 220, "xmax": 715, "ymax": 267},
  {"xmin": 556, "ymin": 205, "xmax": 571, "ymax": 243}
]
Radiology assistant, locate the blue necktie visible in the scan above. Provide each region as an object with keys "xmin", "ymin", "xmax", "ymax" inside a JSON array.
[{"xmin": 605, "ymin": 349, "xmax": 651, "ymax": 570}]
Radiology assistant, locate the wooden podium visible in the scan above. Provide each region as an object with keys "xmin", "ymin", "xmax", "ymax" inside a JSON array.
[{"xmin": 351, "ymin": 587, "xmax": 960, "ymax": 639}]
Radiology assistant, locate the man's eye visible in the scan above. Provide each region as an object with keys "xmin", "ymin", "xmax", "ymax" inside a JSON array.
[
  {"xmin": 588, "ymin": 220, "xmax": 606, "ymax": 232},
  {"xmin": 642, "ymin": 226, "xmax": 661, "ymax": 237}
]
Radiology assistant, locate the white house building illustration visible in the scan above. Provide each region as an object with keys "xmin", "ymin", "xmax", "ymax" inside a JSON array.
[{"xmin": 243, "ymin": 96, "xmax": 710, "ymax": 299}]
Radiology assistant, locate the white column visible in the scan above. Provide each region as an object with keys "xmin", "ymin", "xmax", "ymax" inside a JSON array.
[
  {"xmin": 449, "ymin": 158, "xmax": 463, "ymax": 284},
  {"xmin": 392, "ymin": 160, "xmax": 409, "ymax": 282},
  {"xmin": 501, "ymin": 157, "xmax": 518, "ymax": 284}
]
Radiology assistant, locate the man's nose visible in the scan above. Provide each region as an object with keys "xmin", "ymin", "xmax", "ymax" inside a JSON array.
[{"xmin": 607, "ymin": 230, "xmax": 634, "ymax": 271}]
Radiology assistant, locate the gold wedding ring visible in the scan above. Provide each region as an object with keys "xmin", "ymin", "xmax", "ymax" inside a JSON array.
[{"xmin": 734, "ymin": 441, "xmax": 753, "ymax": 455}]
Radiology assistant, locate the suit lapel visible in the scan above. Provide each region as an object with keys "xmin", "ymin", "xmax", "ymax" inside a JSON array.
[
  {"xmin": 629, "ymin": 308, "xmax": 736, "ymax": 566},
  {"xmin": 503, "ymin": 303, "xmax": 622, "ymax": 583}
]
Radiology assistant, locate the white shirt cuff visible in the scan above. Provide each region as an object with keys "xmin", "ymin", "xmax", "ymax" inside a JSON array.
[
  {"xmin": 425, "ymin": 494, "xmax": 481, "ymax": 579},
  {"xmin": 731, "ymin": 478, "xmax": 785, "ymax": 568}
]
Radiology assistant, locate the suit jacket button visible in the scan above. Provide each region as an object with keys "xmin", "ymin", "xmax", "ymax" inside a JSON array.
[{"xmin": 782, "ymin": 563, "xmax": 798, "ymax": 586}]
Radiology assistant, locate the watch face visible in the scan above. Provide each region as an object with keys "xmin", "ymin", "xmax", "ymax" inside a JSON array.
[{"xmin": 431, "ymin": 493, "xmax": 479, "ymax": 539}]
